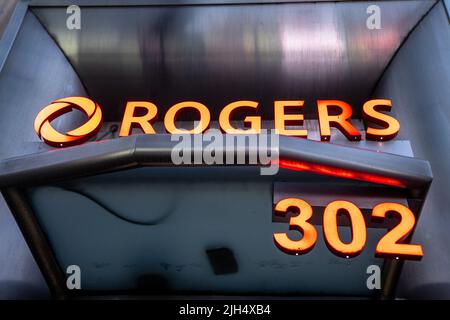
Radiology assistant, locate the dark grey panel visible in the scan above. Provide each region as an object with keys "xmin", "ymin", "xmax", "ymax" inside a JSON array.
[
  {"xmin": 0, "ymin": 193, "xmax": 49, "ymax": 299},
  {"xmin": 32, "ymin": 1, "xmax": 434, "ymax": 121},
  {"xmin": 373, "ymin": 2, "xmax": 450, "ymax": 299},
  {"xmin": 26, "ymin": 176, "xmax": 385, "ymax": 296}
]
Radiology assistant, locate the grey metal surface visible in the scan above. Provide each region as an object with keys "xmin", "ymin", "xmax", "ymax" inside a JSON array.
[
  {"xmin": 0, "ymin": 193, "xmax": 49, "ymax": 299},
  {"xmin": 0, "ymin": 11, "xmax": 88, "ymax": 160},
  {"xmin": 0, "ymin": 0, "xmax": 26, "ymax": 73},
  {"xmin": 0, "ymin": 7, "xmax": 88, "ymax": 299},
  {"xmin": 24, "ymin": 172, "xmax": 385, "ymax": 296},
  {"xmin": 0, "ymin": 0, "xmax": 19, "ymax": 40},
  {"xmin": 373, "ymin": 1, "xmax": 450, "ymax": 299},
  {"xmin": 32, "ymin": 1, "xmax": 434, "ymax": 121}
]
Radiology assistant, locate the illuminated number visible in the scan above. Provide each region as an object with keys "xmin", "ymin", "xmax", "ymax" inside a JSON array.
[
  {"xmin": 273, "ymin": 198, "xmax": 317, "ymax": 255},
  {"xmin": 323, "ymin": 200, "xmax": 367, "ymax": 257},
  {"xmin": 372, "ymin": 202, "xmax": 423, "ymax": 259}
]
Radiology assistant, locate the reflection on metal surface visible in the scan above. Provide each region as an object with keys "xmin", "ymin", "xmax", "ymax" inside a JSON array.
[
  {"xmin": 32, "ymin": 1, "xmax": 434, "ymax": 121},
  {"xmin": 277, "ymin": 159, "xmax": 405, "ymax": 187},
  {"xmin": 373, "ymin": 2, "xmax": 450, "ymax": 299},
  {"xmin": 0, "ymin": 12, "xmax": 87, "ymax": 159}
]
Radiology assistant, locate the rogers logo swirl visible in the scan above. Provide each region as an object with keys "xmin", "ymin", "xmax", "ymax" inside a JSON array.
[{"xmin": 34, "ymin": 97, "xmax": 103, "ymax": 147}]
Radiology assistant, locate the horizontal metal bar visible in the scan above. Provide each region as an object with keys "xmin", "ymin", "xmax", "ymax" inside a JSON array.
[{"xmin": 0, "ymin": 134, "xmax": 432, "ymax": 191}]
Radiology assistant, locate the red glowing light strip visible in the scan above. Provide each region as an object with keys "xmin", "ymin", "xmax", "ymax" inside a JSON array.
[{"xmin": 276, "ymin": 159, "xmax": 404, "ymax": 187}]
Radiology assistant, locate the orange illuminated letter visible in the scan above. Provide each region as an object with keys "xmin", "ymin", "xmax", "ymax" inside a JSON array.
[
  {"xmin": 363, "ymin": 99, "xmax": 400, "ymax": 141},
  {"xmin": 219, "ymin": 101, "xmax": 261, "ymax": 134},
  {"xmin": 164, "ymin": 101, "xmax": 210, "ymax": 134},
  {"xmin": 372, "ymin": 202, "xmax": 423, "ymax": 260},
  {"xmin": 323, "ymin": 200, "xmax": 366, "ymax": 257},
  {"xmin": 119, "ymin": 101, "xmax": 158, "ymax": 137},
  {"xmin": 317, "ymin": 100, "xmax": 361, "ymax": 141},
  {"xmin": 273, "ymin": 198, "xmax": 317, "ymax": 255},
  {"xmin": 274, "ymin": 101, "xmax": 307, "ymax": 137}
]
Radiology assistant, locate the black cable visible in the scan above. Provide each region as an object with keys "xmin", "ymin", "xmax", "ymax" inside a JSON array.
[{"xmin": 58, "ymin": 186, "xmax": 172, "ymax": 226}]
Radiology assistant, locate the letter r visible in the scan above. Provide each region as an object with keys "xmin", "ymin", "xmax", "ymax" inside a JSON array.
[{"xmin": 119, "ymin": 101, "xmax": 158, "ymax": 136}]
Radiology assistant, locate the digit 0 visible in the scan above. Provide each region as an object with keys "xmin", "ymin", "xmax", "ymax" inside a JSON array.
[{"xmin": 323, "ymin": 200, "xmax": 367, "ymax": 258}]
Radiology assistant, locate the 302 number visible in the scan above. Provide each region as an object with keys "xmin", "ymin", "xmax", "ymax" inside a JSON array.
[{"xmin": 273, "ymin": 198, "xmax": 423, "ymax": 260}]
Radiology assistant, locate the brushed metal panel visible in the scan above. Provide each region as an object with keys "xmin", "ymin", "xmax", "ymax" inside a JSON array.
[
  {"xmin": 0, "ymin": 11, "xmax": 88, "ymax": 299},
  {"xmin": 0, "ymin": 12, "xmax": 88, "ymax": 160},
  {"xmin": 373, "ymin": 2, "xmax": 450, "ymax": 299},
  {"xmin": 0, "ymin": 0, "xmax": 19, "ymax": 38},
  {"xmin": 32, "ymin": 1, "xmax": 434, "ymax": 121}
]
